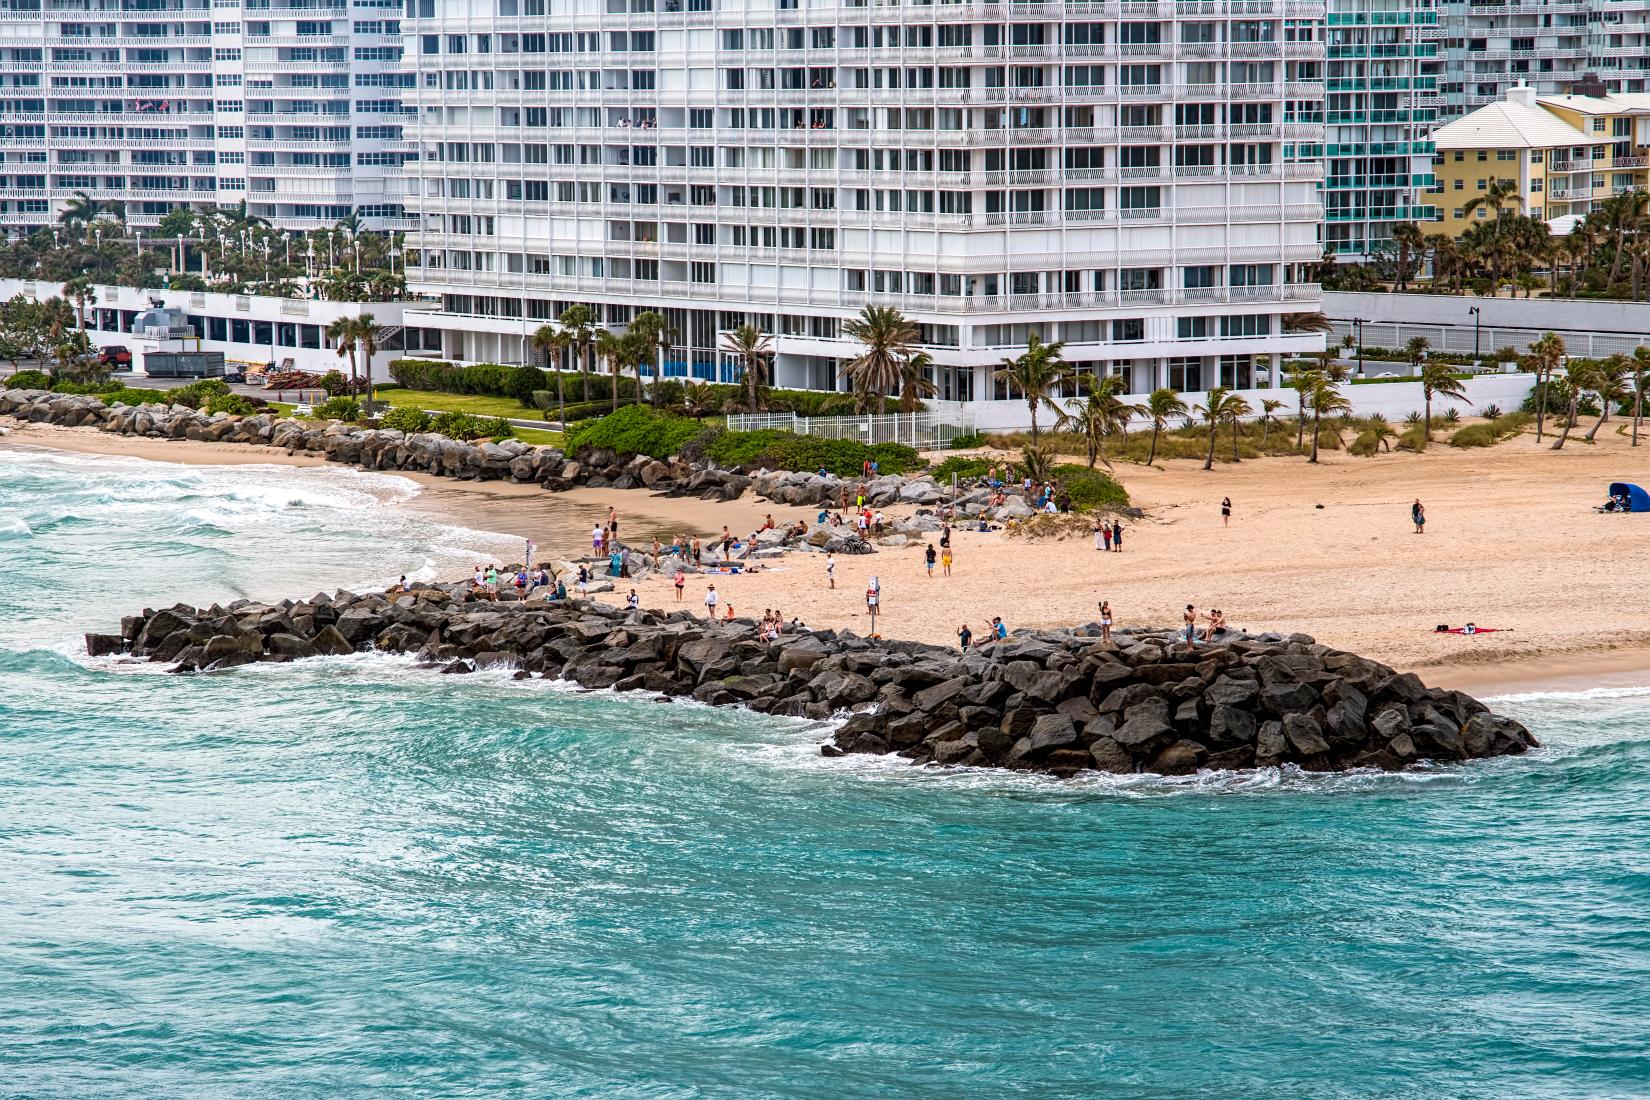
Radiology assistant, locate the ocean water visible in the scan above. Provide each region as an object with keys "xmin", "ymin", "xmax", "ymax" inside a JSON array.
[{"xmin": 3, "ymin": 447, "xmax": 1650, "ymax": 1099}]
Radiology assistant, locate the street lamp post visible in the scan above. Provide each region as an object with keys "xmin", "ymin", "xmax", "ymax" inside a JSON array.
[
  {"xmin": 1468, "ymin": 306, "xmax": 1482, "ymax": 363},
  {"xmin": 1351, "ymin": 316, "xmax": 1368, "ymax": 377}
]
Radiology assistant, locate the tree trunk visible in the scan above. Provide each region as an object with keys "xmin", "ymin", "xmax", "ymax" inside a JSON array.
[
  {"xmin": 1028, "ymin": 401, "xmax": 1039, "ymax": 443},
  {"xmin": 556, "ymin": 355, "xmax": 566, "ymax": 428},
  {"xmin": 610, "ymin": 359, "xmax": 620, "ymax": 413},
  {"xmin": 1203, "ymin": 423, "xmax": 1216, "ymax": 470},
  {"xmin": 1552, "ymin": 396, "xmax": 1579, "ymax": 449},
  {"xmin": 1295, "ymin": 400, "xmax": 1306, "ymax": 452},
  {"xmin": 1310, "ymin": 416, "xmax": 1321, "ymax": 463},
  {"xmin": 1585, "ymin": 404, "xmax": 1610, "ymax": 442},
  {"xmin": 1535, "ymin": 373, "xmax": 1547, "ymax": 441},
  {"xmin": 1635, "ymin": 374, "xmax": 1643, "ymax": 446},
  {"xmin": 1146, "ymin": 425, "xmax": 1160, "ymax": 465},
  {"xmin": 1230, "ymin": 417, "xmax": 1240, "ymax": 461},
  {"xmin": 1424, "ymin": 392, "xmax": 1432, "ymax": 441}
]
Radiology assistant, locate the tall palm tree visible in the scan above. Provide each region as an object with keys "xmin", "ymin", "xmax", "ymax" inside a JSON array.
[
  {"xmin": 719, "ymin": 322, "xmax": 773, "ymax": 414},
  {"xmin": 897, "ymin": 350, "xmax": 939, "ymax": 413},
  {"xmin": 1225, "ymin": 393, "xmax": 1254, "ymax": 462},
  {"xmin": 1527, "ymin": 331, "xmax": 1566, "ymax": 442},
  {"xmin": 628, "ymin": 310, "xmax": 671, "ymax": 407},
  {"xmin": 594, "ymin": 325, "xmax": 629, "ymax": 413},
  {"xmin": 1308, "ymin": 376, "xmax": 1351, "ymax": 464},
  {"xmin": 1551, "ymin": 358, "xmax": 1594, "ymax": 450},
  {"xmin": 1260, "ymin": 398, "xmax": 1284, "ymax": 446},
  {"xmin": 58, "ymin": 190, "xmax": 100, "ymax": 230},
  {"xmin": 1585, "ymin": 354, "xmax": 1630, "ymax": 443},
  {"xmin": 1193, "ymin": 386, "xmax": 1239, "ymax": 471},
  {"xmin": 1142, "ymin": 386, "xmax": 1188, "ymax": 465},
  {"xmin": 1286, "ymin": 365, "xmax": 1323, "ymax": 453},
  {"xmin": 530, "ymin": 322, "xmax": 567, "ymax": 427},
  {"xmin": 1419, "ymin": 361, "xmax": 1470, "ymax": 442},
  {"xmin": 1056, "ymin": 374, "xmax": 1140, "ymax": 468},
  {"xmin": 1631, "ymin": 345, "xmax": 1650, "ymax": 446},
  {"xmin": 1390, "ymin": 221, "xmax": 1426, "ymax": 289},
  {"xmin": 1461, "ymin": 178, "xmax": 1521, "ymax": 221},
  {"xmin": 557, "ymin": 304, "xmax": 596, "ymax": 403},
  {"xmin": 354, "ymin": 313, "xmax": 381, "ymax": 397},
  {"xmin": 993, "ymin": 332, "xmax": 1070, "ymax": 442},
  {"xmin": 325, "ymin": 316, "xmax": 361, "ymax": 394},
  {"xmin": 61, "ymin": 276, "xmax": 94, "ymax": 330},
  {"xmin": 841, "ymin": 304, "xmax": 917, "ymax": 412}
]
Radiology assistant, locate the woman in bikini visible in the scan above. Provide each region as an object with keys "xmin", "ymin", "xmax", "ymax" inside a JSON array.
[{"xmin": 1098, "ymin": 600, "xmax": 1113, "ymax": 642}]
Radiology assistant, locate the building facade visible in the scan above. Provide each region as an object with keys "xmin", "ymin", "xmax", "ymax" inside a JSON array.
[
  {"xmin": 1420, "ymin": 83, "xmax": 1650, "ymax": 234},
  {"xmin": 398, "ymin": 0, "xmax": 1329, "ymax": 404},
  {"xmin": 0, "ymin": 0, "xmax": 413, "ymax": 234},
  {"xmin": 1321, "ymin": 0, "xmax": 1439, "ymax": 257}
]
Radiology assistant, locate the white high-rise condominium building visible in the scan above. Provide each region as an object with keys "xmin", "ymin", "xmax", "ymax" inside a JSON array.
[
  {"xmin": 0, "ymin": 0, "xmax": 412, "ymax": 233},
  {"xmin": 400, "ymin": 0, "xmax": 1328, "ymax": 406}
]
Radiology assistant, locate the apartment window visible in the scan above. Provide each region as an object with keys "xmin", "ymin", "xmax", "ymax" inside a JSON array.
[
  {"xmin": 1178, "ymin": 316, "xmax": 1210, "ymax": 338},
  {"xmin": 691, "ymin": 261, "xmax": 716, "ymax": 283},
  {"xmin": 1183, "ymin": 265, "xmax": 1216, "ymax": 288},
  {"xmin": 1120, "ymin": 186, "xmax": 1160, "ymax": 210},
  {"xmin": 1496, "ymin": 149, "xmax": 1516, "ymax": 161},
  {"xmin": 1220, "ymin": 315, "xmax": 1270, "ymax": 337},
  {"xmin": 1112, "ymin": 319, "xmax": 1145, "ymax": 342}
]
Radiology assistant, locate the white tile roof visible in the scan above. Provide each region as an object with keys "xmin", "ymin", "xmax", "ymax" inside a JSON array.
[
  {"xmin": 1431, "ymin": 100, "xmax": 1599, "ymax": 150},
  {"xmin": 1538, "ymin": 93, "xmax": 1650, "ymax": 116}
]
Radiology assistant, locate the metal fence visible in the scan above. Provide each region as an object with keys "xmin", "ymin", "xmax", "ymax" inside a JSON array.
[{"xmin": 726, "ymin": 406, "xmax": 976, "ymax": 450}]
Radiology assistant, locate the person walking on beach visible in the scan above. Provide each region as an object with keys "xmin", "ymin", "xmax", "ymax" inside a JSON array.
[
  {"xmin": 673, "ymin": 567, "xmax": 685, "ymax": 601},
  {"xmin": 1098, "ymin": 600, "xmax": 1113, "ymax": 641},
  {"xmin": 1111, "ymin": 519, "xmax": 1123, "ymax": 552},
  {"xmin": 826, "ymin": 552, "xmax": 836, "ymax": 589},
  {"xmin": 924, "ymin": 543, "xmax": 937, "ymax": 577},
  {"xmin": 957, "ymin": 622, "xmax": 972, "ymax": 652},
  {"xmin": 1221, "ymin": 497, "xmax": 1232, "ymax": 527},
  {"xmin": 941, "ymin": 545, "xmax": 953, "ymax": 576},
  {"xmin": 1412, "ymin": 498, "xmax": 1426, "ymax": 534},
  {"xmin": 704, "ymin": 583, "xmax": 718, "ymax": 617}
]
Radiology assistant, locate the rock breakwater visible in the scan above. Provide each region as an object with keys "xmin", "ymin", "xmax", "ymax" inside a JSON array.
[{"xmin": 89, "ymin": 588, "xmax": 1537, "ymax": 776}]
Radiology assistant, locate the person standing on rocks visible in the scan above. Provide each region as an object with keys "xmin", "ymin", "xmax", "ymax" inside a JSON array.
[
  {"xmin": 1221, "ymin": 496, "xmax": 1232, "ymax": 527},
  {"xmin": 591, "ymin": 525, "xmax": 603, "ymax": 555},
  {"xmin": 924, "ymin": 543, "xmax": 937, "ymax": 577},
  {"xmin": 704, "ymin": 583, "xmax": 718, "ymax": 618},
  {"xmin": 1182, "ymin": 605, "xmax": 1198, "ymax": 646},
  {"xmin": 692, "ymin": 537, "xmax": 702, "ymax": 565},
  {"xmin": 957, "ymin": 622, "xmax": 972, "ymax": 651},
  {"xmin": 826, "ymin": 552, "xmax": 836, "ymax": 589},
  {"xmin": 1098, "ymin": 600, "xmax": 1113, "ymax": 641},
  {"xmin": 607, "ymin": 505, "xmax": 619, "ymax": 541}
]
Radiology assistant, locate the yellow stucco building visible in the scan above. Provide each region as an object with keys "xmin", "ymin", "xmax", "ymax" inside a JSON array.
[{"xmin": 1421, "ymin": 84, "xmax": 1650, "ymax": 237}]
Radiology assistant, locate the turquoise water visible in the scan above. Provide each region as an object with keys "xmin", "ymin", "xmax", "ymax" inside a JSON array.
[{"xmin": 3, "ymin": 447, "xmax": 1649, "ymax": 1098}]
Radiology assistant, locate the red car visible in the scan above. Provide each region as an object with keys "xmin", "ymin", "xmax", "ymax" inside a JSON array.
[{"xmin": 99, "ymin": 345, "xmax": 133, "ymax": 369}]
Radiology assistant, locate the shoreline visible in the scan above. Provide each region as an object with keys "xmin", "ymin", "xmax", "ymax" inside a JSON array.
[{"xmin": 8, "ymin": 418, "xmax": 1650, "ymax": 697}]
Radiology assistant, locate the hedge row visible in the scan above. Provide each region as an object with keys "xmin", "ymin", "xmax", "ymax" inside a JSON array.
[
  {"xmin": 703, "ymin": 428, "xmax": 921, "ymax": 477},
  {"xmin": 563, "ymin": 404, "xmax": 707, "ymax": 460}
]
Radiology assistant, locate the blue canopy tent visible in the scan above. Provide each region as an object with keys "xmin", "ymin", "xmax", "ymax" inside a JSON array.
[{"xmin": 1609, "ymin": 482, "xmax": 1650, "ymax": 512}]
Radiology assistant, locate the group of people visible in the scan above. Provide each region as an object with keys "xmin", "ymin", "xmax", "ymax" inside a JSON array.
[
  {"xmin": 463, "ymin": 563, "xmax": 565, "ymax": 602},
  {"xmin": 956, "ymin": 617, "xmax": 1009, "ymax": 651},
  {"xmin": 1181, "ymin": 604, "xmax": 1229, "ymax": 644},
  {"xmin": 1092, "ymin": 519, "xmax": 1126, "ymax": 552}
]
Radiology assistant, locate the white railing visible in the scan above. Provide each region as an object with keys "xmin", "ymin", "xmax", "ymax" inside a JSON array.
[{"xmin": 726, "ymin": 407, "xmax": 976, "ymax": 450}]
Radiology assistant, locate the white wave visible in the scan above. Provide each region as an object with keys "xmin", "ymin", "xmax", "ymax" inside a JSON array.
[
  {"xmin": 1486, "ymin": 683, "xmax": 1650, "ymax": 705},
  {"xmin": 0, "ymin": 513, "xmax": 31, "ymax": 538}
]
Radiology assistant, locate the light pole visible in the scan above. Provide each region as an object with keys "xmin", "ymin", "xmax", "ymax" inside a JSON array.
[
  {"xmin": 1468, "ymin": 306, "xmax": 1482, "ymax": 363},
  {"xmin": 1351, "ymin": 316, "xmax": 1367, "ymax": 377}
]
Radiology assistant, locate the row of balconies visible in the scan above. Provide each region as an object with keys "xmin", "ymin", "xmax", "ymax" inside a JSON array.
[
  {"xmin": 459, "ymin": 160, "xmax": 1321, "ymax": 187},
  {"xmin": 435, "ymin": 83, "xmax": 1325, "ymax": 111}
]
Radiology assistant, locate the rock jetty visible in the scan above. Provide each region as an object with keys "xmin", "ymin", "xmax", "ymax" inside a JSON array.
[{"xmin": 89, "ymin": 588, "xmax": 1538, "ymax": 776}]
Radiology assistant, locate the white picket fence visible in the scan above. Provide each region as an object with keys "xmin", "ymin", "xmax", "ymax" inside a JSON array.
[{"xmin": 726, "ymin": 407, "xmax": 976, "ymax": 450}]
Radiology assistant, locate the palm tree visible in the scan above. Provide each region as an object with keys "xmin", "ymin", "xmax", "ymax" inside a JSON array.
[
  {"xmin": 1367, "ymin": 417, "xmax": 1398, "ymax": 453},
  {"xmin": 629, "ymin": 310, "xmax": 670, "ymax": 407},
  {"xmin": 1225, "ymin": 393, "xmax": 1254, "ymax": 462},
  {"xmin": 719, "ymin": 323, "xmax": 773, "ymax": 414},
  {"xmin": 326, "ymin": 316, "xmax": 362, "ymax": 395},
  {"xmin": 897, "ymin": 350, "xmax": 939, "ymax": 413},
  {"xmin": 1585, "ymin": 354, "xmax": 1630, "ymax": 443},
  {"xmin": 1404, "ymin": 336, "xmax": 1431, "ymax": 375},
  {"xmin": 1551, "ymin": 358, "xmax": 1593, "ymax": 450},
  {"xmin": 1260, "ymin": 398, "xmax": 1284, "ymax": 445},
  {"xmin": 594, "ymin": 325, "xmax": 629, "ymax": 413},
  {"xmin": 1461, "ymin": 178, "xmax": 1521, "ymax": 221},
  {"xmin": 1527, "ymin": 331, "xmax": 1566, "ymax": 442},
  {"xmin": 993, "ymin": 332, "xmax": 1070, "ymax": 442},
  {"xmin": 1390, "ymin": 221, "xmax": 1426, "ymax": 289},
  {"xmin": 530, "ymin": 323, "xmax": 567, "ymax": 427},
  {"xmin": 1631, "ymin": 345, "xmax": 1650, "ymax": 446},
  {"xmin": 841, "ymin": 305, "xmax": 917, "ymax": 412},
  {"xmin": 58, "ymin": 190, "xmax": 100, "ymax": 230},
  {"xmin": 1193, "ymin": 386, "xmax": 1239, "ymax": 471},
  {"xmin": 1308, "ymin": 376, "xmax": 1352, "ymax": 463},
  {"xmin": 557, "ymin": 304, "xmax": 596, "ymax": 403},
  {"xmin": 1419, "ymin": 361, "xmax": 1470, "ymax": 442},
  {"xmin": 354, "ymin": 313, "xmax": 381, "ymax": 395},
  {"xmin": 1142, "ymin": 387, "xmax": 1188, "ymax": 465},
  {"xmin": 1286, "ymin": 365, "xmax": 1322, "ymax": 453},
  {"xmin": 1056, "ymin": 374, "xmax": 1140, "ymax": 468},
  {"xmin": 1281, "ymin": 311, "xmax": 1334, "ymax": 334},
  {"xmin": 61, "ymin": 276, "xmax": 94, "ymax": 330}
]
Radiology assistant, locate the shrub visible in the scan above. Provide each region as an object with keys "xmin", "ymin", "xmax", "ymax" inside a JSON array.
[
  {"xmin": 931, "ymin": 455, "xmax": 995, "ymax": 483},
  {"xmin": 949, "ymin": 430, "xmax": 985, "ymax": 450},
  {"xmin": 1347, "ymin": 430, "xmax": 1381, "ymax": 457},
  {"xmin": 482, "ymin": 416, "xmax": 515, "ymax": 440},
  {"xmin": 318, "ymin": 369, "xmax": 350, "ymax": 396},
  {"xmin": 1441, "ymin": 408, "xmax": 1461, "ymax": 426},
  {"xmin": 565, "ymin": 404, "xmax": 709, "ymax": 460},
  {"xmin": 5, "ymin": 369, "xmax": 52, "ymax": 390},
  {"xmin": 203, "ymin": 391, "xmax": 256, "ymax": 416},
  {"xmin": 1449, "ymin": 411, "xmax": 1531, "ymax": 448},
  {"xmin": 1403, "ymin": 411, "xmax": 1422, "ymax": 425},
  {"xmin": 431, "ymin": 410, "xmax": 485, "ymax": 440},
  {"xmin": 507, "ymin": 366, "xmax": 547, "ymax": 408},
  {"xmin": 704, "ymin": 428, "xmax": 922, "ymax": 477},
  {"xmin": 1482, "ymin": 404, "xmax": 1502, "ymax": 420},
  {"xmin": 49, "ymin": 379, "xmax": 124, "ymax": 395},
  {"xmin": 167, "ymin": 378, "xmax": 232, "ymax": 409},
  {"xmin": 1395, "ymin": 425, "xmax": 1428, "ymax": 452},
  {"xmin": 380, "ymin": 406, "xmax": 432, "ymax": 434},
  {"xmin": 315, "ymin": 396, "xmax": 361, "ymax": 421},
  {"xmin": 101, "ymin": 387, "xmax": 174, "ymax": 406},
  {"xmin": 1052, "ymin": 464, "xmax": 1129, "ymax": 510}
]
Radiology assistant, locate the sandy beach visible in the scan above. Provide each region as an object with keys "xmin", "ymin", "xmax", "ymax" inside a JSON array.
[{"xmin": 6, "ymin": 417, "xmax": 1647, "ymax": 692}]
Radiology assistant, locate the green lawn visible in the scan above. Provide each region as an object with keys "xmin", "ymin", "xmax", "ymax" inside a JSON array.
[
  {"xmin": 511, "ymin": 426, "xmax": 563, "ymax": 446},
  {"xmin": 378, "ymin": 388, "xmax": 537, "ymax": 420}
]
